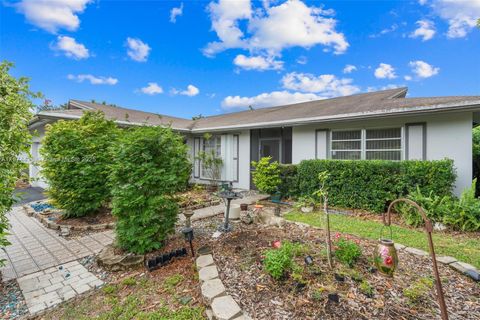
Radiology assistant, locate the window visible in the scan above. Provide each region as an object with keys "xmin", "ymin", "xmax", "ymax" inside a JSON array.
[
  {"xmin": 201, "ymin": 135, "xmax": 222, "ymax": 179},
  {"xmin": 331, "ymin": 130, "xmax": 362, "ymax": 160},
  {"xmin": 330, "ymin": 128, "xmax": 402, "ymax": 160}
]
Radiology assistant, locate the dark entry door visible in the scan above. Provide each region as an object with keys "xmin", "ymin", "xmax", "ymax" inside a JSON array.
[{"xmin": 260, "ymin": 139, "xmax": 281, "ymax": 162}]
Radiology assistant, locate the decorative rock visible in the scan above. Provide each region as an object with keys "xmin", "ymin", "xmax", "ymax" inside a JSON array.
[
  {"xmin": 465, "ymin": 269, "xmax": 480, "ymax": 282},
  {"xmin": 97, "ymin": 244, "xmax": 144, "ymax": 271},
  {"xmin": 211, "ymin": 295, "xmax": 242, "ymax": 320},
  {"xmin": 405, "ymin": 247, "xmax": 428, "ymax": 256},
  {"xmin": 450, "ymin": 261, "xmax": 480, "ymax": 281},
  {"xmin": 394, "ymin": 243, "xmax": 406, "ymax": 250},
  {"xmin": 196, "ymin": 254, "xmax": 214, "ymax": 269},
  {"xmin": 436, "ymin": 256, "xmax": 457, "ymax": 265},
  {"xmin": 199, "ymin": 265, "xmax": 219, "ymax": 282},
  {"xmin": 206, "ymin": 308, "xmax": 214, "ymax": 320},
  {"xmin": 60, "ymin": 226, "xmax": 71, "ymax": 237},
  {"xmin": 201, "ymin": 278, "xmax": 226, "ymax": 303}
]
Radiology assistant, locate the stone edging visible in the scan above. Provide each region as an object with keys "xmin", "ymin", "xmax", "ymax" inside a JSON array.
[
  {"xmin": 22, "ymin": 205, "xmax": 115, "ymax": 232},
  {"xmin": 196, "ymin": 253, "xmax": 251, "ymax": 320},
  {"xmin": 182, "ymin": 199, "xmax": 222, "ymax": 211},
  {"xmin": 288, "ymin": 221, "xmax": 479, "ymax": 282}
]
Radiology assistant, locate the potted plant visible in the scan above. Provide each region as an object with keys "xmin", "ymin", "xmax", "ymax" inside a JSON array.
[{"xmin": 295, "ymin": 196, "xmax": 316, "ymax": 213}]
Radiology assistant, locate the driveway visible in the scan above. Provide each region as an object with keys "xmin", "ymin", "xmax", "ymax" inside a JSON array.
[{"xmin": 13, "ymin": 187, "xmax": 47, "ymax": 206}]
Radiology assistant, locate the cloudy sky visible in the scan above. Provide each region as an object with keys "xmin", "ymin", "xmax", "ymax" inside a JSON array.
[{"xmin": 1, "ymin": 0, "xmax": 479, "ymax": 118}]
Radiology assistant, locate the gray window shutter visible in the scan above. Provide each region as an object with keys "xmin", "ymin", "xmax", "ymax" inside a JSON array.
[
  {"xmin": 405, "ymin": 123, "xmax": 426, "ymax": 160},
  {"xmin": 193, "ymin": 137, "xmax": 200, "ymax": 178},
  {"xmin": 316, "ymin": 129, "xmax": 329, "ymax": 159}
]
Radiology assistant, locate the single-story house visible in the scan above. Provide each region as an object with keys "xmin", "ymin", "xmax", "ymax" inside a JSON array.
[{"xmin": 28, "ymin": 87, "xmax": 480, "ymax": 196}]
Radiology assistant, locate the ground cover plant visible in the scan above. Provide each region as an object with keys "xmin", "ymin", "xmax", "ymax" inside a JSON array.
[
  {"xmin": 0, "ymin": 61, "xmax": 37, "ymax": 267},
  {"xmin": 285, "ymin": 210, "xmax": 480, "ymax": 268},
  {"xmin": 41, "ymin": 111, "xmax": 120, "ymax": 218},
  {"xmin": 110, "ymin": 126, "xmax": 191, "ymax": 254}
]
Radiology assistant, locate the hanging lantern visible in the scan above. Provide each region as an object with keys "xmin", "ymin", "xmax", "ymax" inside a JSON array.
[{"xmin": 374, "ymin": 227, "xmax": 398, "ymax": 277}]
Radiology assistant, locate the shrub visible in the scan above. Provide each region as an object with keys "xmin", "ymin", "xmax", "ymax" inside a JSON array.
[
  {"xmin": 333, "ymin": 235, "xmax": 362, "ymax": 267},
  {"xmin": 41, "ymin": 111, "xmax": 119, "ymax": 217},
  {"xmin": 263, "ymin": 241, "xmax": 302, "ymax": 280},
  {"xmin": 293, "ymin": 159, "xmax": 455, "ymax": 212},
  {"xmin": 110, "ymin": 126, "xmax": 191, "ymax": 254},
  {"xmin": 443, "ymin": 180, "xmax": 480, "ymax": 231},
  {"xmin": 0, "ymin": 61, "xmax": 38, "ymax": 266},
  {"xmin": 251, "ymin": 157, "xmax": 282, "ymax": 195},
  {"xmin": 278, "ymin": 164, "xmax": 299, "ymax": 198},
  {"xmin": 403, "ymin": 277, "xmax": 434, "ymax": 304}
]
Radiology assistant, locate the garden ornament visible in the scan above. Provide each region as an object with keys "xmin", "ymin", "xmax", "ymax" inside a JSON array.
[
  {"xmin": 374, "ymin": 225, "xmax": 398, "ymax": 277},
  {"xmin": 182, "ymin": 210, "xmax": 194, "ymax": 228},
  {"xmin": 385, "ymin": 198, "xmax": 449, "ymax": 320},
  {"xmin": 218, "ymin": 189, "xmax": 241, "ymax": 232}
]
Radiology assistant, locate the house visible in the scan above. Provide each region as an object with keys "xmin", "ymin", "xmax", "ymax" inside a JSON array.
[{"xmin": 28, "ymin": 87, "xmax": 480, "ymax": 195}]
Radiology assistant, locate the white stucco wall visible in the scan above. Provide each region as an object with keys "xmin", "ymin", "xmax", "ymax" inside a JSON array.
[{"xmin": 292, "ymin": 112, "xmax": 473, "ymax": 196}]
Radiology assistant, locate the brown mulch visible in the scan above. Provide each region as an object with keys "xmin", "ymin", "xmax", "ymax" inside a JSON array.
[
  {"xmin": 56, "ymin": 207, "xmax": 115, "ymax": 227},
  {"xmin": 210, "ymin": 222, "xmax": 480, "ymax": 320}
]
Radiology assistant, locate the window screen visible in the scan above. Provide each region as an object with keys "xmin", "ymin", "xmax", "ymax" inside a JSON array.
[
  {"xmin": 365, "ymin": 128, "xmax": 402, "ymax": 160},
  {"xmin": 331, "ymin": 130, "xmax": 362, "ymax": 160}
]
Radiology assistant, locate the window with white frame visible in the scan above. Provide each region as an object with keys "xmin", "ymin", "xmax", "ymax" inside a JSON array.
[
  {"xmin": 330, "ymin": 128, "xmax": 402, "ymax": 160},
  {"xmin": 201, "ymin": 135, "xmax": 222, "ymax": 179}
]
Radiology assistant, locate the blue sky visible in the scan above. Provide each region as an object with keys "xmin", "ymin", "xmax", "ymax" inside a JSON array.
[{"xmin": 1, "ymin": 0, "xmax": 479, "ymax": 119}]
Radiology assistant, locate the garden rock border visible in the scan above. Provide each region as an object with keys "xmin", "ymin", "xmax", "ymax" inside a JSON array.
[
  {"xmin": 287, "ymin": 220, "xmax": 480, "ymax": 282},
  {"xmin": 196, "ymin": 253, "xmax": 251, "ymax": 320},
  {"xmin": 181, "ymin": 199, "xmax": 222, "ymax": 212},
  {"xmin": 23, "ymin": 204, "xmax": 115, "ymax": 233}
]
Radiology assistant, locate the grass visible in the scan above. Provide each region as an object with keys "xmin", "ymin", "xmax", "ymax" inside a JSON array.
[{"xmin": 284, "ymin": 210, "xmax": 480, "ymax": 269}]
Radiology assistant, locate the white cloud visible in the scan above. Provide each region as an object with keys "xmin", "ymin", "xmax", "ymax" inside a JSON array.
[
  {"xmin": 204, "ymin": 0, "xmax": 348, "ymax": 58},
  {"xmin": 404, "ymin": 75, "xmax": 413, "ymax": 81},
  {"xmin": 369, "ymin": 24, "xmax": 399, "ymax": 38},
  {"xmin": 374, "ymin": 63, "xmax": 397, "ymax": 79},
  {"xmin": 281, "ymin": 72, "xmax": 360, "ymax": 97},
  {"xmin": 170, "ymin": 3, "xmax": 184, "ymax": 23},
  {"xmin": 140, "ymin": 82, "xmax": 163, "ymax": 95},
  {"xmin": 172, "ymin": 84, "xmax": 200, "ymax": 97},
  {"xmin": 13, "ymin": 0, "xmax": 92, "ymax": 33},
  {"xmin": 296, "ymin": 56, "xmax": 308, "ymax": 65},
  {"xmin": 343, "ymin": 64, "xmax": 357, "ymax": 74},
  {"xmin": 233, "ymin": 54, "xmax": 283, "ymax": 71},
  {"xmin": 409, "ymin": 60, "xmax": 440, "ymax": 78},
  {"xmin": 53, "ymin": 36, "xmax": 89, "ymax": 59},
  {"xmin": 67, "ymin": 74, "xmax": 118, "ymax": 85},
  {"xmin": 367, "ymin": 84, "xmax": 403, "ymax": 92},
  {"xmin": 222, "ymin": 90, "xmax": 324, "ymax": 110},
  {"xmin": 410, "ymin": 19, "xmax": 436, "ymax": 41},
  {"xmin": 422, "ymin": 0, "xmax": 480, "ymax": 38},
  {"xmin": 126, "ymin": 37, "xmax": 151, "ymax": 62}
]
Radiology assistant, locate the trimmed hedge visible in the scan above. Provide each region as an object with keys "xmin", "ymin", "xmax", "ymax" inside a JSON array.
[{"xmin": 282, "ymin": 159, "xmax": 456, "ymax": 213}]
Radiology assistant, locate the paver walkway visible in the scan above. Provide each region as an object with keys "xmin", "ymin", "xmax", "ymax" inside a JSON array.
[{"xmin": 0, "ymin": 206, "xmax": 114, "ymax": 281}]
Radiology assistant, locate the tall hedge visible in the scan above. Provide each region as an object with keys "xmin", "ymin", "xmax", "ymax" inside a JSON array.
[
  {"xmin": 41, "ymin": 111, "xmax": 119, "ymax": 217},
  {"xmin": 288, "ymin": 159, "xmax": 456, "ymax": 212},
  {"xmin": 110, "ymin": 126, "xmax": 191, "ymax": 254}
]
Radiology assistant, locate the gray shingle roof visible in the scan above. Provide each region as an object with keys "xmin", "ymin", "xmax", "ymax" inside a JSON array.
[{"xmin": 35, "ymin": 87, "xmax": 480, "ymax": 132}]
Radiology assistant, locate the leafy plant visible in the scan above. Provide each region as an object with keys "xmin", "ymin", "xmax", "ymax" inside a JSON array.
[
  {"xmin": 294, "ymin": 195, "xmax": 317, "ymax": 209},
  {"xmin": 263, "ymin": 241, "xmax": 302, "ymax": 280},
  {"xmin": 41, "ymin": 111, "xmax": 120, "ymax": 217},
  {"xmin": 333, "ymin": 236, "xmax": 362, "ymax": 267},
  {"xmin": 443, "ymin": 179, "xmax": 480, "ymax": 231},
  {"xmin": 0, "ymin": 61, "xmax": 39, "ymax": 266},
  {"xmin": 251, "ymin": 156, "xmax": 282, "ymax": 195},
  {"xmin": 359, "ymin": 280, "xmax": 374, "ymax": 297},
  {"xmin": 403, "ymin": 277, "xmax": 434, "ymax": 304},
  {"xmin": 196, "ymin": 133, "xmax": 223, "ymax": 186},
  {"xmin": 110, "ymin": 126, "xmax": 191, "ymax": 254}
]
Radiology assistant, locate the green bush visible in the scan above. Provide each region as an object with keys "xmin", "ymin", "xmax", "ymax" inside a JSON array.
[
  {"xmin": 443, "ymin": 180, "xmax": 480, "ymax": 231},
  {"xmin": 41, "ymin": 111, "xmax": 119, "ymax": 217},
  {"xmin": 403, "ymin": 277, "xmax": 434, "ymax": 304},
  {"xmin": 278, "ymin": 164, "xmax": 299, "ymax": 198},
  {"xmin": 291, "ymin": 159, "xmax": 455, "ymax": 212},
  {"xmin": 333, "ymin": 237, "xmax": 362, "ymax": 267},
  {"xmin": 251, "ymin": 157, "xmax": 282, "ymax": 195},
  {"xmin": 263, "ymin": 241, "xmax": 302, "ymax": 280},
  {"xmin": 110, "ymin": 126, "xmax": 191, "ymax": 254},
  {"xmin": 0, "ymin": 61, "xmax": 38, "ymax": 266}
]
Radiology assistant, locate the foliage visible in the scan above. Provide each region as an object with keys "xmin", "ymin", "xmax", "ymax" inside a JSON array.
[
  {"xmin": 278, "ymin": 164, "xmax": 299, "ymax": 198},
  {"xmin": 359, "ymin": 280, "xmax": 374, "ymax": 297},
  {"xmin": 195, "ymin": 133, "xmax": 223, "ymax": 185},
  {"xmin": 472, "ymin": 126, "xmax": 480, "ymax": 196},
  {"xmin": 110, "ymin": 126, "xmax": 191, "ymax": 254},
  {"xmin": 294, "ymin": 195, "xmax": 317, "ymax": 209},
  {"xmin": 403, "ymin": 277, "xmax": 434, "ymax": 304},
  {"xmin": 443, "ymin": 180, "xmax": 480, "ymax": 231},
  {"xmin": 251, "ymin": 156, "xmax": 282, "ymax": 195},
  {"xmin": 285, "ymin": 159, "xmax": 455, "ymax": 212},
  {"xmin": 263, "ymin": 241, "xmax": 302, "ymax": 280},
  {"xmin": 41, "ymin": 111, "xmax": 120, "ymax": 218},
  {"xmin": 333, "ymin": 235, "xmax": 362, "ymax": 267},
  {"xmin": 163, "ymin": 274, "xmax": 184, "ymax": 293},
  {"xmin": 395, "ymin": 187, "xmax": 453, "ymax": 227},
  {"xmin": 0, "ymin": 61, "xmax": 38, "ymax": 266}
]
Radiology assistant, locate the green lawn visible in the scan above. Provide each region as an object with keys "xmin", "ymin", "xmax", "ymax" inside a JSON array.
[{"xmin": 284, "ymin": 210, "xmax": 480, "ymax": 269}]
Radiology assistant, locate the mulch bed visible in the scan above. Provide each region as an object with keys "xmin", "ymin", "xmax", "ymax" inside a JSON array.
[{"xmin": 210, "ymin": 223, "xmax": 480, "ymax": 320}]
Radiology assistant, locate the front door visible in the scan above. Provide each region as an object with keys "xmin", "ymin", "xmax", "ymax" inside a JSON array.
[{"xmin": 259, "ymin": 139, "xmax": 281, "ymax": 162}]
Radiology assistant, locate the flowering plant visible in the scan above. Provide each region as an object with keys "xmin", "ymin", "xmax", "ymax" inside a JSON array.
[{"xmin": 333, "ymin": 233, "xmax": 362, "ymax": 267}]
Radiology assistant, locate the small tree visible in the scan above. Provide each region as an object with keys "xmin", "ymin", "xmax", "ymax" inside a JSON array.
[
  {"xmin": 313, "ymin": 171, "xmax": 333, "ymax": 268},
  {"xmin": 196, "ymin": 133, "xmax": 223, "ymax": 187},
  {"xmin": 41, "ymin": 111, "xmax": 119, "ymax": 217},
  {"xmin": 251, "ymin": 156, "xmax": 282, "ymax": 195},
  {"xmin": 110, "ymin": 126, "xmax": 191, "ymax": 254},
  {"xmin": 0, "ymin": 61, "xmax": 38, "ymax": 266}
]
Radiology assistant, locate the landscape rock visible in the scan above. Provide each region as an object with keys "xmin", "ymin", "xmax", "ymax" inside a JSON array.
[
  {"xmin": 201, "ymin": 278, "xmax": 226, "ymax": 303},
  {"xmin": 196, "ymin": 254, "xmax": 214, "ymax": 269},
  {"xmin": 199, "ymin": 265, "xmax": 219, "ymax": 282},
  {"xmin": 405, "ymin": 247, "xmax": 429, "ymax": 256},
  {"xmin": 211, "ymin": 295, "xmax": 242, "ymax": 320},
  {"xmin": 96, "ymin": 244, "xmax": 144, "ymax": 271},
  {"xmin": 436, "ymin": 256, "xmax": 457, "ymax": 265}
]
